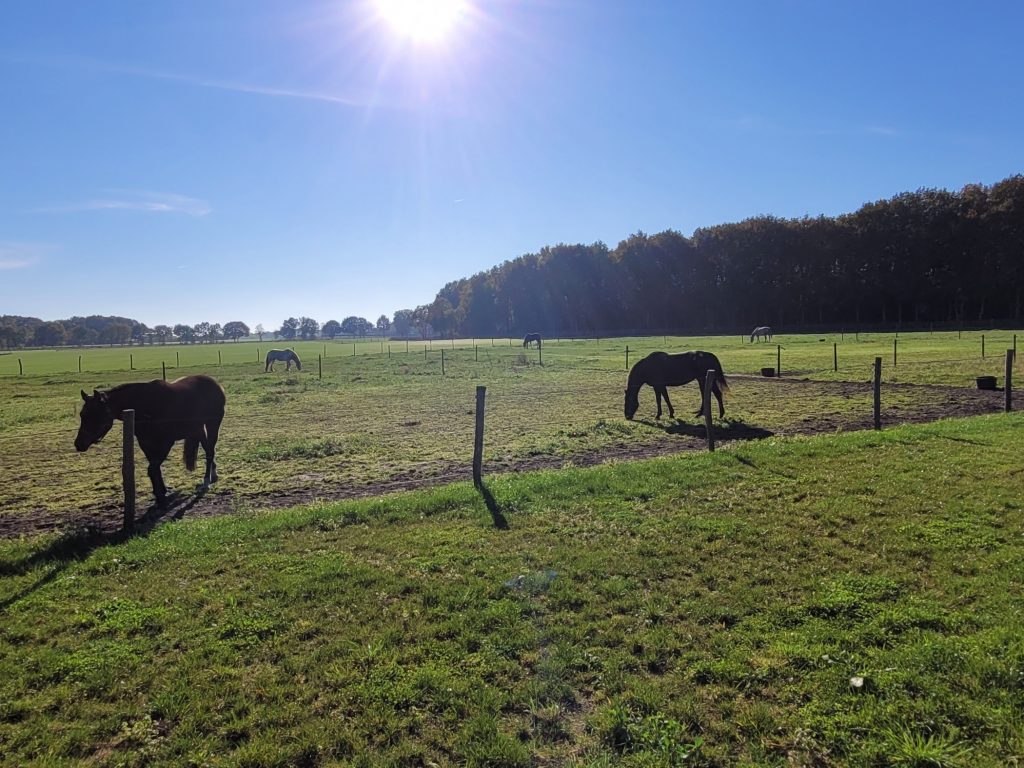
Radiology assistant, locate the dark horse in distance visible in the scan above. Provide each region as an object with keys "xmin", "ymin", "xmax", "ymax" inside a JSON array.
[
  {"xmin": 523, "ymin": 333, "xmax": 542, "ymax": 348},
  {"xmin": 75, "ymin": 375, "xmax": 226, "ymax": 508},
  {"xmin": 624, "ymin": 351, "xmax": 729, "ymax": 420}
]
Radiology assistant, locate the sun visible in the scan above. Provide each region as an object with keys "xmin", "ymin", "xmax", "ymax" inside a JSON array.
[{"xmin": 375, "ymin": 0, "xmax": 468, "ymax": 43}]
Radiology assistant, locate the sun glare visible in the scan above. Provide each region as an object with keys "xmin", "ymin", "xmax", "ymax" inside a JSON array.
[{"xmin": 375, "ymin": 0, "xmax": 468, "ymax": 43}]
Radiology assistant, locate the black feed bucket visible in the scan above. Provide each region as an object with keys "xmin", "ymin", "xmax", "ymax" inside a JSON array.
[
  {"xmin": 976, "ymin": 375, "xmax": 997, "ymax": 391},
  {"xmin": 761, "ymin": 367, "xmax": 776, "ymax": 378}
]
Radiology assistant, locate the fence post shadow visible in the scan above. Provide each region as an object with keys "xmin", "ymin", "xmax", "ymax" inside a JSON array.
[{"xmin": 476, "ymin": 481, "xmax": 509, "ymax": 530}]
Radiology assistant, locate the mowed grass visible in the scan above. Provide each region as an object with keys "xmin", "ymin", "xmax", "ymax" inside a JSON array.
[
  {"xmin": 1, "ymin": 333, "xmax": 1020, "ymax": 520},
  {"xmin": 1, "ymin": 414, "xmax": 1023, "ymax": 766}
]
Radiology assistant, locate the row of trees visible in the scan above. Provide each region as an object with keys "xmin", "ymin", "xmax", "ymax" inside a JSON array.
[
  {"xmin": 0, "ymin": 316, "xmax": 259, "ymax": 349},
  {"xmin": 402, "ymin": 175, "xmax": 1024, "ymax": 336}
]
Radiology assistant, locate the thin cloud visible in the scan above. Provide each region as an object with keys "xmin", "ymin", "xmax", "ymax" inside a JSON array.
[
  {"xmin": 863, "ymin": 124, "xmax": 903, "ymax": 137},
  {"xmin": 0, "ymin": 242, "xmax": 50, "ymax": 269},
  {"xmin": 34, "ymin": 190, "xmax": 211, "ymax": 217},
  {"xmin": 4, "ymin": 52, "xmax": 369, "ymax": 108}
]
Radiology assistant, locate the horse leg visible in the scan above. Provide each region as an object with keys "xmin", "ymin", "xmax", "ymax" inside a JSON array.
[
  {"xmin": 660, "ymin": 387, "xmax": 675, "ymax": 419},
  {"xmin": 199, "ymin": 416, "xmax": 223, "ymax": 487},
  {"xmin": 654, "ymin": 388, "xmax": 663, "ymax": 419},
  {"xmin": 142, "ymin": 441, "xmax": 174, "ymax": 507},
  {"xmin": 713, "ymin": 383, "xmax": 725, "ymax": 418},
  {"xmin": 694, "ymin": 378, "xmax": 706, "ymax": 416}
]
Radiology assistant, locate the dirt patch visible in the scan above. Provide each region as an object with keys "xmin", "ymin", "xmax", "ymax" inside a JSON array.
[{"xmin": 0, "ymin": 378, "xmax": 1005, "ymax": 539}]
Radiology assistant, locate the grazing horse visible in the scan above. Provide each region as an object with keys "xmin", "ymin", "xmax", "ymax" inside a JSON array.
[
  {"xmin": 523, "ymin": 333, "xmax": 542, "ymax": 349},
  {"xmin": 265, "ymin": 348, "xmax": 302, "ymax": 372},
  {"xmin": 75, "ymin": 375, "xmax": 226, "ymax": 508},
  {"xmin": 750, "ymin": 326, "xmax": 773, "ymax": 342},
  {"xmin": 624, "ymin": 351, "xmax": 729, "ymax": 420}
]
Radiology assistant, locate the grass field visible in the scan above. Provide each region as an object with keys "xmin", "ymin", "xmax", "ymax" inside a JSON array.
[
  {"xmin": 1, "ymin": 332, "xmax": 1020, "ymax": 533},
  {"xmin": 2, "ymin": 414, "xmax": 1022, "ymax": 765}
]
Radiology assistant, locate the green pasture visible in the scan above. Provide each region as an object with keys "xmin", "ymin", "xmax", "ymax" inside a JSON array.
[
  {"xmin": 2, "ymin": 414, "xmax": 1023, "ymax": 765},
  {"xmin": 0, "ymin": 330, "xmax": 1020, "ymax": 386},
  {"xmin": 0, "ymin": 332, "xmax": 1020, "ymax": 522}
]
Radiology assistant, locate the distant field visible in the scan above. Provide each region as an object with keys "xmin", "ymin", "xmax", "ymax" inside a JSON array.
[
  {"xmin": 2, "ymin": 415, "xmax": 1022, "ymax": 765},
  {"xmin": 0, "ymin": 332, "xmax": 1020, "ymax": 534}
]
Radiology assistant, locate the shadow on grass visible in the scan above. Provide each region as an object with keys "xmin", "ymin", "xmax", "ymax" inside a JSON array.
[
  {"xmin": 0, "ymin": 486, "xmax": 208, "ymax": 611},
  {"xmin": 476, "ymin": 481, "xmax": 509, "ymax": 530},
  {"xmin": 644, "ymin": 417, "xmax": 775, "ymax": 442}
]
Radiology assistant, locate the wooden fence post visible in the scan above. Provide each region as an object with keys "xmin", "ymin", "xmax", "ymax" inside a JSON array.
[
  {"xmin": 441, "ymin": 349, "xmax": 446, "ymax": 376},
  {"xmin": 176, "ymin": 351, "xmax": 180, "ymax": 367},
  {"xmin": 162, "ymin": 361, "xmax": 166, "ymax": 381},
  {"xmin": 257, "ymin": 347, "xmax": 260, "ymax": 361},
  {"xmin": 475, "ymin": 345, "xmax": 478, "ymax": 362},
  {"xmin": 703, "ymin": 369, "xmax": 716, "ymax": 451},
  {"xmin": 18, "ymin": 358, "xmax": 23, "ymax": 375},
  {"xmin": 388, "ymin": 345, "xmax": 391, "ymax": 359},
  {"xmin": 318, "ymin": 354, "xmax": 322, "ymax": 380},
  {"xmin": 982, "ymin": 334, "xmax": 986, "ymax": 358},
  {"xmin": 873, "ymin": 357, "xmax": 882, "ymax": 430},
  {"xmin": 473, "ymin": 386, "xmax": 486, "ymax": 486},
  {"xmin": 353, "ymin": 343, "xmax": 356, "ymax": 357},
  {"xmin": 893, "ymin": 337, "xmax": 897, "ymax": 367},
  {"xmin": 218, "ymin": 350, "xmax": 222, "ymax": 366},
  {"xmin": 79, "ymin": 355, "xmax": 82, "ymax": 373},
  {"xmin": 625, "ymin": 345, "xmax": 630, "ymax": 371},
  {"xmin": 130, "ymin": 353, "xmax": 134, "ymax": 370},
  {"xmin": 833, "ymin": 342, "xmax": 838, "ymax": 372},
  {"xmin": 776, "ymin": 345, "xmax": 781, "ymax": 378},
  {"xmin": 1006, "ymin": 350, "xmax": 1014, "ymax": 413},
  {"xmin": 122, "ymin": 409, "xmax": 136, "ymax": 531},
  {"xmin": 538, "ymin": 343, "xmax": 542, "ymax": 365}
]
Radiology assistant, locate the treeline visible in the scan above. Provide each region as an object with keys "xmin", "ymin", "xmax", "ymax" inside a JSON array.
[
  {"xmin": 0, "ymin": 316, "xmax": 258, "ymax": 349},
  {"xmin": 398, "ymin": 175, "xmax": 1024, "ymax": 336}
]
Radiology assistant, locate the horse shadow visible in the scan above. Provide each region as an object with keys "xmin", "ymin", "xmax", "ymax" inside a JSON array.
[
  {"xmin": 643, "ymin": 417, "xmax": 775, "ymax": 442},
  {"xmin": 0, "ymin": 486, "xmax": 208, "ymax": 611}
]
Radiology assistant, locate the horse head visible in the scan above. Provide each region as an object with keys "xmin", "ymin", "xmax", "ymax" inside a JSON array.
[
  {"xmin": 292, "ymin": 352, "xmax": 302, "ymax": 370},
  {"xmin": 75, "ymin": 389, "xmax": 115, "ymax": 451},
  {"xmin": 623, "ymin": 385, "xmax": 641, "ymax": 420}
]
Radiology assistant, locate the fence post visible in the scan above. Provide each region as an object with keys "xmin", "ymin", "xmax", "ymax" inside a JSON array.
[
  {"xmin": 176, "ymin": 351, "xmax": 180, "ymax": 367},
  {"xmin": 257, "ymin": 347, "xmax": 260, "ymax": 361},
  {"xmin": 441, "ymin": 348, "xmax": 446, "ymax": 376},
  {"xmin": 475, "ymin": 345, "xmax": 478, "ymax": 362},
  {"xmin": 1006, "ymin": 350, "xmax": 1014, "ymax": 413},
  {"xmin": 893, "ymin": 337, "xmax": 897, "ymax": 367},
  {"xmin": 18, "ymin": 358, "xmax": 23, "ymax": 375},
  {"xmin": 353, "ymin": 343, "xmax": 356, "ymax": 357},
  {"xmin": 122, "ymin": 409, "xmax": 136, "ymax": 531},
  {"xmin": 130, "ymin": 353, "xmax": 134, "ymax": 370},
  {"xmin": 162, "ymin": 361, "xmax": 166, "ymax": 381},
  {"xmin": 873, "ymin": 357, "xmax": 882, "ymax": 430},
  {"xmin": 318, "ymin": 354, "xmax": 322, "ymax": 380},
  {"xmin": 79, "ymin": 355, "xmax": 82, "ymax": 373},
  {"xmin": 776, "ymin": 344, "xmax": 781, "ymax": 378},
  {"xmin": 833, "ymin": 342, "xmax": 838, "ymax": 372},
  {"xmin": 982, "ymin": 334, "xmax": 986, "ymax": 358},
  {"xmin": 388, "ymin": 344, "xmax": 391, "ymax": 359},
  {"xmin": 218, "ymin": 350, "xmax": 222, "ymax": 366},
  {"xmin": 703, "ymin": 369, "xmax": 716, "ymax": 451},
  {"xmin": 625, "ymin": 345, "xmax": 629, "ymax": 371},
  {"xmin": 538, "ymin": 343, "xmax": 542, "ymax": 365},
  {"xmin": 473, "ymin": 386, "xmax": 486, "ymax": 487}
]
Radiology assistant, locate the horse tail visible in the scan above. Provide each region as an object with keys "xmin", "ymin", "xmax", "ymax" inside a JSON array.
[
  {"xmin": 184, "ymin": 436, "xmax": 200, "ymax": 471},
  {"xmin": 712, "ymin": 354, "xmax": 730, "ymax": 394}
]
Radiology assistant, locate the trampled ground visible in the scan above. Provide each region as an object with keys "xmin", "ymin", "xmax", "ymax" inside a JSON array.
[{"xmin": 1, "ymin": 332, "xmax": 1019, "ymax": 537}]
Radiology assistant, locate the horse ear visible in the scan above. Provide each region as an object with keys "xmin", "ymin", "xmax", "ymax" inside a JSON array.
[
  {"xmin": 81, "ymin": 389, "xmax": 89, "ymax": 401},
  {"xmin": 95, "ymin": 389, "xmax": 107, "ymax": 403}
]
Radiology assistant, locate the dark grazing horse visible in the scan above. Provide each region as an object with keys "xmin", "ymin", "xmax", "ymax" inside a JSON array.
[
  {"xmin": 523, "ymin": 333, "xmax": 542, "ymax": 349},
  {"xmin": 624, "ymin": 351, "xmax": 729, "ymax": 420},
  {"xmin": 265, "ymin": 348, "xmax": 301, "ymax": 372},
  {"xmin": 75, "ymin": 375, "xmax": 226, "ymax": 507}
]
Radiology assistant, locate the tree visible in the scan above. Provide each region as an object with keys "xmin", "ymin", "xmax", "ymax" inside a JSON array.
[
  {"xmin": 376, "ymin": 314, "xmax": 392, "ymax": 334},
  {"xmin": 0, "ymin": 323, "xmax": 27, "ymax": 349},
  {"xmin": 279, "ymin": 317, "xmax": 299, "ymax": 340},
  {"xmin": 33, "ymin": 321, "xmax": 66, "ymax": 347},
  {"xmin": 223, "ymin": 321, "xmax": 250, "ymax": 341},
  {"xmin": 69, "ymin": 325, "xmax": 98, "ymax": 346},
  {"xmin": 173, "ymin": 324, "xmax": 196, "ymax": 344},
  {"xmin": 322, "ymin": 319, "xmax": 342, "ymax": 339},
  {"xmin": 392, "ymin": 310, "xmax": 414, "ymax": 337},
  {"xmin": 131, "ymin": 322, "xmax": 149, "ymax": 346},
  {"xmin": 193, "ymin": 322, "xmax": 212, "ymax": 342},
  {"xmin": 207, "ymin": 323, "xmax": 222, "ymax": 343},
  {"xmin": 255, "ymin": 323, "xmax": 265, "ymax": 342},
  {"xmin": 153, "ymin": 325, "xmax": 173, "ymax": 344},
  {"xmin": 299, "ymin": 317, "xmax": 320, "ymax": 340},
  {"xmin": 100, "ymin": 323, "xmax": 132, "ymax": 346},
  {"xmin": 341, "ymin": 316, "xmax": 372, "ymax": 336}
]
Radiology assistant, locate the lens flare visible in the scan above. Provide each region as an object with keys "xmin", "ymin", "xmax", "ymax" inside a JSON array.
[{"xmin": 375, "ymin": 0, "xmax": 468, "ymax": 43}]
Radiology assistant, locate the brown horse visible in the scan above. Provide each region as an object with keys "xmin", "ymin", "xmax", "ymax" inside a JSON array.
[
  {"xmin": 75, "ymin": 374, "xmax": 226, "ymax": 507},
  {"xmin": 624, "ymin": 351, "xmax": 729, "ymax": 420}
]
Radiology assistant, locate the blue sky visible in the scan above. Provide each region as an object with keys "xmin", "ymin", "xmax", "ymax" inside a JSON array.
[{"xmin": 2, "ymin": 1, "xmax": 1022, "ymax": 329}]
